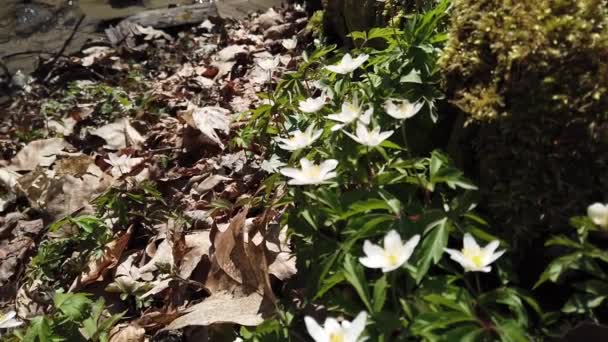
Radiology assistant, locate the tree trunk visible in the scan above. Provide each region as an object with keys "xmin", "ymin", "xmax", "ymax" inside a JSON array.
[{"xmin": 321, "ymin": 0, "xmax": 383, "ymax": 45}]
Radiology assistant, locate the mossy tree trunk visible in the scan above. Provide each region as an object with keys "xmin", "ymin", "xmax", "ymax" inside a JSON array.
[{"xmin": 320, "ymin": 0, "xmax": 384, "ymax": 45}]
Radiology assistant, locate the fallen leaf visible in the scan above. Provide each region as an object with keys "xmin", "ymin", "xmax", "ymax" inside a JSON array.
[
  {"xmin": 81, "ymin": 47, "xmax": 113, "ymax": 67},
  {"xmin": 17, "ymin": 162, "xmax": 112, "ymax": 221},
  {"xmin": 8, "ymin": 138, "xmax": 71, "ymax": 171},
  {"xmin": 253, "ymin": 8, "xmax": 284, "ymax": 31},
  {"xmin": 109, "ymin": 323, "xmax": 146, "ymax": 342},
  {"xmin": 139, "ymin": 231, "xmax": 211, "ymax": 278},
  {"xmin": 0, "ymin": 236, "xmax": 34, "ymax": 287},
  {"xmin": 164, "ymin": 291, "xmax": 265, "ymax": 330},
  {"xmin": 70, "ymin": 227, "xmax": 133, "ymax": 291},
  {"xmin": 207, "ymin": 207, "xmax": 275, "ymax": 301},
  {"xmin": 134, "ymin": 24, "xmax": 172, "ymax": 41},
  {"xmin": 91, "ymin": 118, "xmax": 145, "ymax": 150},
  {"xmin": 217, "ymin": 45, "xmax": 248, "ymax": 62},
  {"xmin": 181, "ymin": 104, "xmax": 231, "ymax": 149},
  {"xmin": 196, "ymin": 174, "xmax": 231, "ymax": 193}
]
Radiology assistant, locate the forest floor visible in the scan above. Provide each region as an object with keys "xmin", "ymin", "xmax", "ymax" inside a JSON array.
[{"xmin": 0, "ymin": 3, "xmax": 304, "ymax": 340}]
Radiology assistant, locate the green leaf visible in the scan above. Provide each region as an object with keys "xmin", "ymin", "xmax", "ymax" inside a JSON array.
[
  {"xmin": 479, "ymin": 288, "xmax": 529, "ymax": 327},
  {"xmin": 22, "ymin": 316, "xmax": 55, "ymax": 342},
  {"xmin": 53, "ymin": 291, "xmax": 92, "ymax": 321},
  {"xmin": 413, "ymin": 219, "xmax": 450, "ymax": 283},
  {"xmin": 343, "ymin": 254, "xmax": 372, "ymax": 312},
  {"xmin": 373, "ymin": 274, "xmax": 388, "ymax": 313},
  {"xmin": 400, "ymin": 69, "xmax": 422, "ymax": 84},
  {"xmin": 495, "ymin": 319, "xmax": 530, "ymax": 342},
  {"xmin": 562, "ymin": 292, "xmax": 606, "ymax": 314},
  {"xmin": 339, "ymin": 198, "xmax": 394, "ymax": 220},
  {"xmin": 544, "ymin": 235, "xmax": 581, "ymax": 249}
]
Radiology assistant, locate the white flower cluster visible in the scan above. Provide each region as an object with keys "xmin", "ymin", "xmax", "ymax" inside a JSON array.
[{"xmin": 275, "ymin": 52, "xmax": 424, "ymax": 186}]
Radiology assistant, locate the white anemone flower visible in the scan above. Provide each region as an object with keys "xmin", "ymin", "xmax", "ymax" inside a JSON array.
[
  {"xmin": 312, "ymin": 80, "xmax": 335, "ymax": 99},
  {"xmin": 0, "ymin": 310, "xmax": 23, "ymax": 329},
  {"xmin": 344, "ymin": 123, "xmax": 394, "ymax": 147},
  {"xmin": 588, "ymin": 203, "xmax": 608, "ymax": 228},
  {"xmin": 325, "ymin": 53, "xmax": 369, "ymax": 74},
  {"xmin": 282, "ymin": 37, "xmax": 298, "ymax": 50},
  {"xmin": 444, "ymin": 233, "xmax": 505, "ymax": 273},
  {"xmin": 258, "ymin": 56, "xmax": 280, "ymax": 71},
  {"xmin": 305, "ymin": 312, "xmax": 367, "ymax": 342},
  {"xmin": 299, "ymin": 96, "xmax": 326, "ymax": 113},
  {"xmin": 383, "ymin": 99, "xmax": 424, "ymax": 120},
  {"xmin": 359, "ymin": 230, "xmax": 420, "ymax": 273},
  {"xmin": 104, "ymin": 153, "xmax": 144, "ymax": 177},
  {"xmin": 276, "ymin": 124, "xmax": 323, "ymax": 151},
  {"xmin": 279, "ymin": 158, "xmax": 338, "ymax": 185},
  {"xmin": 327, "ymin": 98, "xmax": 373, "ymax": 131}
]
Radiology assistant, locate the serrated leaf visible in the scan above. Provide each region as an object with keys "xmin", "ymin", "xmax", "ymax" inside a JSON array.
[
  {"xmin": 54, "ymin": 292, "xmax": 92, "ymax": 321},
  {"xmin": 343, "ymin": 254, "xmax": 372, "ymax": 312},
  {"xmin": 373, "ymin": 274, "xmax": 388, "ymax": 313},
  {"xmin": 413, "ymin": 219, "xmax": 450, "ymax": 283}
]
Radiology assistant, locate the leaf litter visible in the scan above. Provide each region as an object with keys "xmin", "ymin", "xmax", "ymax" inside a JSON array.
[{"xmin": 0, "ymin": 3, "xmax": 303, "ymax": 340}]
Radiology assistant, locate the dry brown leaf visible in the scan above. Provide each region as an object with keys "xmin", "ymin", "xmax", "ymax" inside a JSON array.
[
  {"xmin": 0, "ymin": 236, "xmax": 33, "ymax": 286},
  {"xmin": 187, "ymin": 105, "xmax": 231, "ymax": 149},
  {"xmin": 81, "ymin": 47, "xmax": 113, "ymax": 67},
  {"xmin": 208, "ymin": 207, "xmax": 275, "ymax": 301},
  {"xmin": 139, "ymin": 231, "xmax": 211, "ymax": 278},
  {"xmin": 70, "ymin": 227, "xmax": 133, "ymax": 291},
  {"xmin": 9, "ymin": 138, "xmax": 71, "ymax": 171},
  {"xmin": 196, "ymin": 174, "xmax": 231, "ymax": 193},
  {"xmin": 217, "ymin": 45, "xmax": 248, "ymax": 62},
  {"xmin": 163, "ymin": 291, "xmax": 264, "ymax": 330},
  {"xmin": 253, "ymin": 8, "xmax": 284, "ymax": 31},
  {"xmin": 109, "ymin": 323, "xmax": 146, "ymax": 342},
  {"xmin": 91, "ymin": 118, "xmax": 145, "ymax": 150}
]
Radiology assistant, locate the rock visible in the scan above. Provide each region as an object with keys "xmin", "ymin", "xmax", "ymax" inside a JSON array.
[{"xmin": 15, "ymin": 3, "xmax": 54, "ymax": 36}]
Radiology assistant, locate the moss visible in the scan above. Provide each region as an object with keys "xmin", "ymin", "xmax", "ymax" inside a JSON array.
[
  {"xmin": 304, "ymin": 10, "xmax": 325, "ymax": 37},
  {"xmin": 440, "ymin": 0, "xmax": 608, "ymax": 242}
]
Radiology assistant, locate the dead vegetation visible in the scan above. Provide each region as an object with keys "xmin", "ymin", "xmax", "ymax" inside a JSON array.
[{"xmin": 0, "ymin": 5, "xmax": 306, "ymax": 341}]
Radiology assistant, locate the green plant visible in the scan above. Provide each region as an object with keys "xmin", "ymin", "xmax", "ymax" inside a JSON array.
[
  {"xmin": 27, "ymin": 216, "xmax": 112, "ymax": 287},
  {"xmin": 535, "ymin": 213, "xmax": 608, "ymax": 321},
  {"xmin": 439, "ymin": 0, "xmax": 608, "ymax": 243},
  {"xmin": 12, "ymin": 291, "xmax": 122, "ymax": 342},
  {"xmin": 236, "ymin": 1, "xmax": 547, "ymax": 340}
]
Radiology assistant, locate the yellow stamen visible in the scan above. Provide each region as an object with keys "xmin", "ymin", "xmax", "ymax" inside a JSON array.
[
  {"xmin": 386, "ymin": 253, "xmax": 399, "ymax": 266},
  {"xmin": 330, "ymin": 333, "xmax": 345, "ymax": 342}
]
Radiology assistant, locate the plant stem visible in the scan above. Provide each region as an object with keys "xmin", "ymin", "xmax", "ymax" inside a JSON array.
[
  {"xmin": 462, "ymin": 273, "xmax": 476, "ymax": 295},
  {"xmin": 475, "ymin": 273, "xmax": 482, "ymax": 294},
  {"xmin": 391, "ymin": 271, "xmax": 399, "ymax": 311}
]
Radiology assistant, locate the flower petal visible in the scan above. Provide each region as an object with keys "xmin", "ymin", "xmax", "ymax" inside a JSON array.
[
  {"xmin": 486, "ymin": 249, "xmax": 506, "ymax": 265},
  {"xmin": 299, "ymin": 158, "xmax": 313, "ymax": 170},
  {"xmin": 362, "ymin": 240, "xmax": 384, "ymax": 258},
  {"xmin": 279, "ymin": 167, "xmax": 302, "ymax": 179},
  {"xmin": 444, "ymin": 248, "xmax": 468, "ymax": 267},
  {"xmin": 359, "ymin": 256, "xmax": 387, "ymax": 269},
  {"xmin": 320, "ymin": 159, "xmax": 339, "ymax": 174},
  {"xmin": 401, "ymin": 234, "xmax": 421, "ymax": 261},
  {"xmin": 588, "ymin": 203, "xmax": 608, "ymax": 226},
  {"xmin": 483, "ymin": 240, "xmax": 500, "ymax": 256},
  {"xmin": 345, "ymin": 312, "xmax": 367, "ymax": 341},
  {"xmin": 463, "ymin": 233, "xmax": 479, "ymax": 251},
  {"xmin": 383, "ymin": 230, "xmax": 403, "ymax": 253},
  {"xmin": 304, "ymin": 316, "xmax": 327, "ymax": 342}
]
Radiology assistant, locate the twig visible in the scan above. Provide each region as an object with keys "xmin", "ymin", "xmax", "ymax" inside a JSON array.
[
  {"xmin": 1, "ymin": 50, "xmax": 55, "ymax": 60},
  {"xmin": 43, "ymin": 14, "xmax": 86, "ymax": 83}
]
